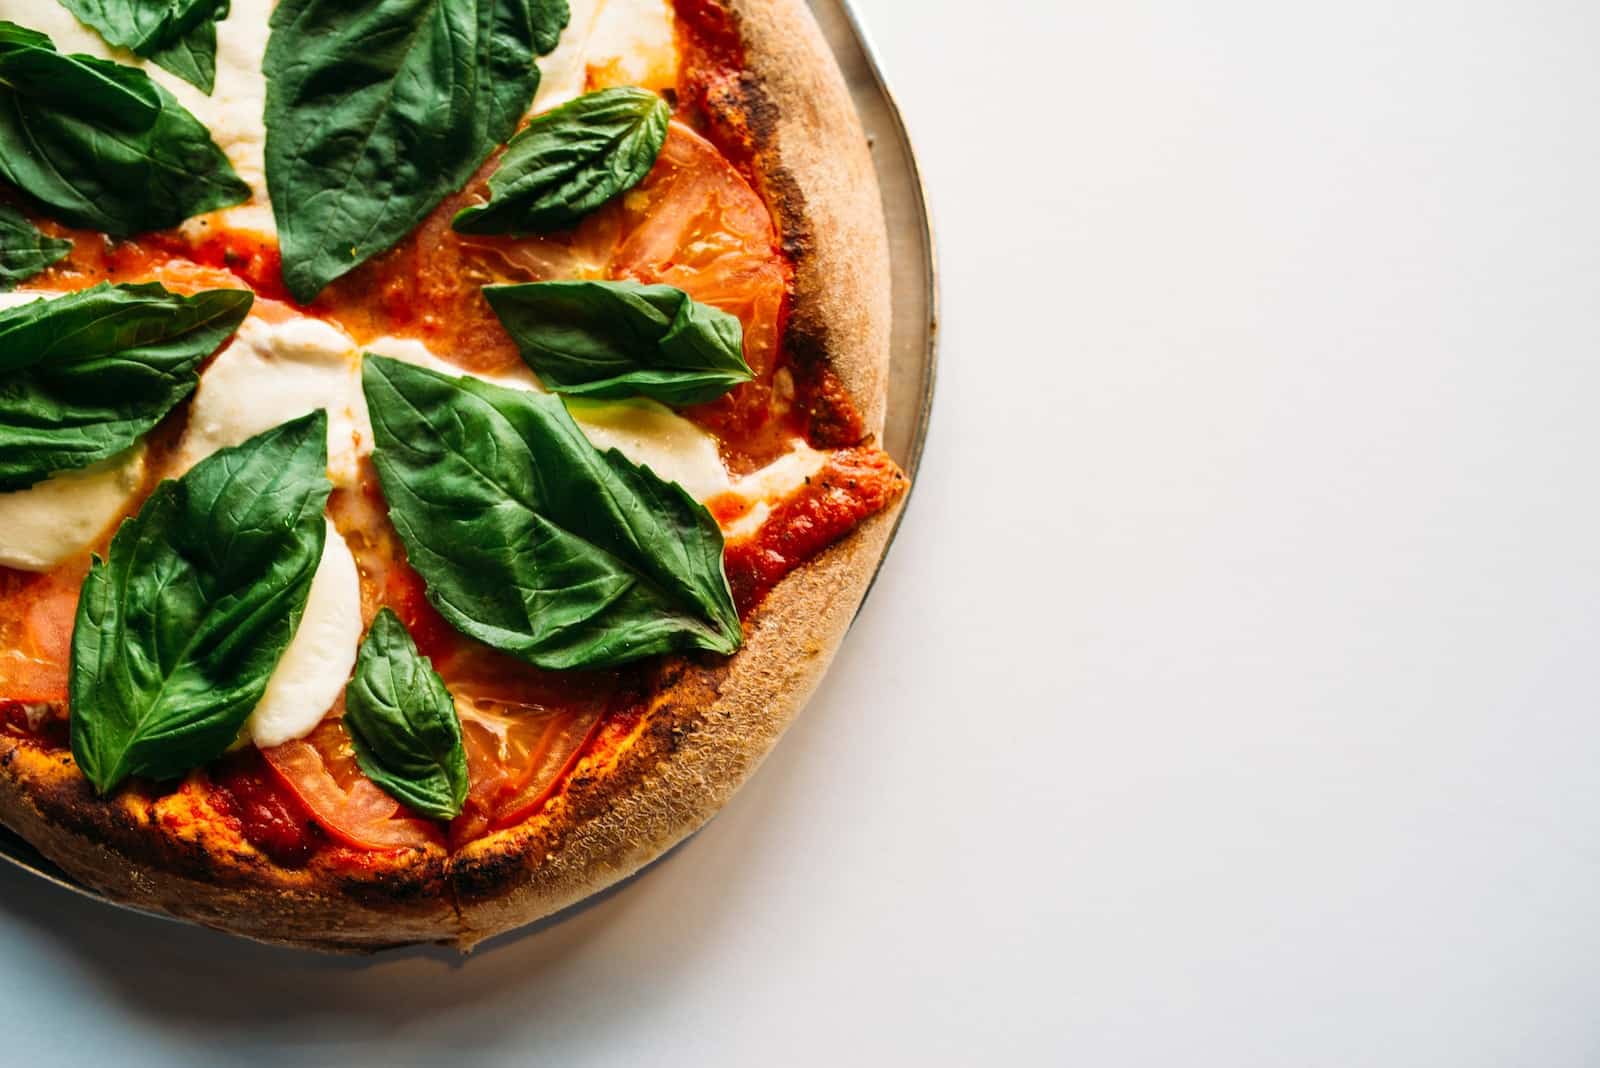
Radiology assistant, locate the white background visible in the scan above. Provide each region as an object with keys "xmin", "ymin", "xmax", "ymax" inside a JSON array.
[{"xmin": 4, "ymin": 1, "xmax": 1600, "ymax": 1064}]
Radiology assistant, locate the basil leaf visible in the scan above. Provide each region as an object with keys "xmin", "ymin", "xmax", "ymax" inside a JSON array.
[
  {"xmin": 484, "ymin": 280, "xmax": 752, "ymax": 406},
  {"xmin": 58, "ymin": 0, "xmax": 232, "ymax": 93},
  {"xmin": 0, "ymin": 22, "xmax": 248, "ymax": 235},
  {"xmin": 0, "ymin": 205, "xmax": 69, "ymax": 288},
  {"xmin": 264, "ymin": 0, "xmax": 569, "ymax": 303},
  {"xmin": 345, "ymin": 607, "xmax": 467, "ymax": 821},
  {"xmin": 70, "ymin": 412, "xmax": 332, "ymax": 795},
  {"xmin": 363, "ymin": 355, "xmax": 742, "ymax": 670},
  {"xmin": 0, "ymin": 281, "xmax": 253, "ymax": 491},
  {"xmin": 454, "ymin": 87, "xmax": 670, "ymax": 235}
]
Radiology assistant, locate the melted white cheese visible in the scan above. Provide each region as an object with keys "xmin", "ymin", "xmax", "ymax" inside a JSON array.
[
  {"xmin": 565, "ymin": 396, "xmax": 733, "ymax": 501},
  {"xmin": 178, "ymin": 313, "xmax": 753, "ymax": 502},
  {"xmin": 366, "ymin": 338, "xmax": 745, "ymax": 502},
  {"xmin": 0, "ymin": 0, "xmax": 677, "ymax": 238},
  {"xmin": 0, "ymin": 290, "xmax": 149, "ymax": 571},
  {"xmin": 175, "ymin": 316, "xmax": 371, "ymax": 487},
  {"xmin": 534, "ymin": 0, "xmax": 680, "ymax": 113},
  {"xmin": 245, "ymin": 520, "xmax": 362, "ymax": 748},
  {"xmin": 0, "ymin": 290, "xmax": 42, "ymax": 315},
  {"xmin": 0, "ymin": 447, "xmax": 146, "ymax": 572},
  {"xmin": 364, "ymin": 335, "xmax": 542, "ymax": 393}
]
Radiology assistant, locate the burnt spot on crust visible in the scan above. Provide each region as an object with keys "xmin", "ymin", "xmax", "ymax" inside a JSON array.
[
  {"xmin": 333, "ymin": 855, "xmax": 450, "ymax": 910},
  {"xmin": 451, "ymin": 839, "xmax": 531, "ymax": 902}
]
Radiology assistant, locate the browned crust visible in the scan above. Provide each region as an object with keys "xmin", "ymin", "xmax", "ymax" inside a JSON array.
[
  {"xmin": 450, "ymin": 0, "xmax": 897, "ymax": 948},
  {"xmin": 0, "ymin": 0, "xmax": 898, "ymax": 951},
  {"xmin": 0, "ymin": 741, "xmax": 455, "ymax": 951},
  {"xmin": 716, "ymin": 0, "xmax": 892, "ymax": 435}
]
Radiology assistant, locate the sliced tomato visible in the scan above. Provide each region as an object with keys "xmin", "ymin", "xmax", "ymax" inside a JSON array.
[
  {"xmin": 320, "ymin": 122, "xmax": 795, "ymax": 465},
  {"xmin": 611, "ymin": 123, "xmax": 787, "ymax": 373},
  {"xmin": 261, "ymin": 720, "xmax": 439, "ymax": 852},
  {"xmin": 453, "ymin": 702, "xmax": 603, "ymax": 843},
  {"xmin": 609, "ymin": 124, "xmax": 790, "ymax": 460},
  {"xmin": 0, "ymin": 562, "xmax": 85, "ymax": 703}
]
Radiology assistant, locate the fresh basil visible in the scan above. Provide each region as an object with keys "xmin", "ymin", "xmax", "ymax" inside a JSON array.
[
  {"xmin": 0, "ymin": 205, "xmax": 69, "ymax": 288},
  {"xmin": 58, "ymin": 0, "xmax": 233, "ymax": 93},
  {"xmin": 484, "ymin": 280, "xmax": 752, "ymax": 406},
  {"xmin": 0, "ymin": 22, "xmax": 248, "ymax": 235},
  {"xmin": 70, "ymin": 412, "xmax": 331, "ymax": 795},
  {"xmin": 264, "ymin": 0, "xmax": 569, "ymax": 303},
  {"xmin": 0, "ymin": 282, "xmax": 252, "ymax": 491},
  {"xmin": 454, "ymin": 87, "xmax": 670, "ymax": 235},
  {"xmin": 363, "ymin": 355, "xmax": 742, "ymax": 670},
  {"xmin": 344, "ymin": 607, "xmax": 467, "ymax": 821}
]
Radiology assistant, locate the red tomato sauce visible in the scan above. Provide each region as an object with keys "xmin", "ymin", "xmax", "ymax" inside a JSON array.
[
  {"xmin": 209, "ymin": 750, "xmax": 324, "ymax": 869},
  {"xmin": 725, "ymin": 448, "xmax": 908, "ymax": 616}
]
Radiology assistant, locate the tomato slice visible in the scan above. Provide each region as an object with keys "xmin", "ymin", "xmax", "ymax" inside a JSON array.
[
  {"xmin": 611, "ymin": 124, "xmax": 786, "ymax": 366},
  {"xmin": 261, "ymin": 719, "xmax": 439, "ymax": 851},
  {"xmin": 0, "ymin": 562, "xmax": 85, "ymax": 704},
  {"xmin": 609, "ymin": 123, "xmax": 791, "ymax": 459},
  {"xmin": 454, "ymin": 702, "xmax": 603, "ymax": 843},
  {"xmin": 322, "ymin": 121, "xmax": 795, "ymax": 465}
]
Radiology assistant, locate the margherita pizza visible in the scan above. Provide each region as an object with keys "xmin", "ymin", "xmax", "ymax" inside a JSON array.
[{"xmin": 0, "ymin": 0, "xmax": 905, "ymax": 949}]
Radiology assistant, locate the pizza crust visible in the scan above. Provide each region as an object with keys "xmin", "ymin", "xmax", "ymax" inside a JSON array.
[
  {"xmin": 0, "ymin": 740, "xmax": 456, "ymax": 951},
  {"xmin": 0, "ymin": 0, "xmax": 898, "ymax": 951}
]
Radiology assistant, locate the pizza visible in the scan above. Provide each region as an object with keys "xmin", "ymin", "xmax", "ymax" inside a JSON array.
[{"xmin": 0, "ymin": 0, "xmax": 906, "ymax": 950}]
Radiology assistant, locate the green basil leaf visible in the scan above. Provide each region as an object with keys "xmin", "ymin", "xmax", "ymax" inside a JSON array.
[
  {"xmin": 484, "ymin": 280, "xmax": 752, "ymax": 406},
  {"xmin": 454, "ymin": 87, "xmax": 670, "ymax": 235},
  {"xmin": 264, "ymin": 0, "xmax": 569, "ymax": 303},
  {"xmin": 70, "ymin": 412, "xmax": 332, "ymax": 795},
  {"xmin": 0, "ymin": 205, "xmax": 69, "ymax": 288},
  {"xmin": 57, "ymin": 0, "xmax": 232, "ymax": 93},
  {"xmin": 0, "ymin": 281, "xmax": 253, "ymax": 491},
  {"xmin": 363, "ymin": 355, "xmax": 742, "ymax": 670},
  {"xmin": 0, "ymin": 21, "xmax": 248, "ymax": 234},
  {"xmin": 344, "ymin": 607, "xmax": 467, "ymax": 821}
]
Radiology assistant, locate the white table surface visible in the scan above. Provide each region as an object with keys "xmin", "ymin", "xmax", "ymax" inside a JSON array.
[{"xmin": 5, "ymin": 1, "xmax": 1600, "ymax": 1064}]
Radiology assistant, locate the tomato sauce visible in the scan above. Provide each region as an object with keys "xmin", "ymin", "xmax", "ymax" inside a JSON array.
[
  {"xmin": 725, "ymin": 448, "xmax": 907, "ymax": 616},
  {"xmin": 209, "ymin": 750, "xmax": 324, "ymax": 868}
]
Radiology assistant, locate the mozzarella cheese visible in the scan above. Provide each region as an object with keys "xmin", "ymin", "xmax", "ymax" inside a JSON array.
[
  {"xmin": 533, "ymin": 0, "xmax": 679, "ymax": 113},
  {"xmin": 563, "ymin": 396, "xmax": 733, "ymax": 501},
  {"xmin": 174, "ymin": 316, "xmax": 372, "ymax": 486},
  {"xmin": 0, "ymin": 0, "xmax": 677, "ymax": 238},
  {"xmin": 180, "ymin": 313, "xmax": 760, "ymax": 503},
  {"xmin": 367, "ymin": 337, "xmax": 822, "ymax": 514},
  {"xmin": 0, "ymin": 447, "xmax": 146, "ymax": 572},
  {"xmin": 244, "ymin": 520, "xmax": 362, "ymax": 748},
  {"xmin": 0, "ymin": 291, "xmax": 149, "ymax": 571}
]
